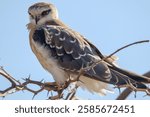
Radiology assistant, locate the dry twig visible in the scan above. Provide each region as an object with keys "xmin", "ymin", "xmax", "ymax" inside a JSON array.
[
  {"xmin": 116, "ymin": 71, "xmax": 150, "ymax": 100},
  {"xmin": 0, "ymin": 67, "xmax": 65, "ymax": 99}
]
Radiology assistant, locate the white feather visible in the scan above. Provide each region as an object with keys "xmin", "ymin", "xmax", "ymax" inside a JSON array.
[{"xmin": 31, "ymin": 40, "xmax": 67, "ymax": 85}]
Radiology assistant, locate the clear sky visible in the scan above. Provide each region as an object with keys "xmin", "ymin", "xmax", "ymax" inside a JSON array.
[{"xmin": 0, "ymin": 0, "xmax": 150, "ymax": 100}]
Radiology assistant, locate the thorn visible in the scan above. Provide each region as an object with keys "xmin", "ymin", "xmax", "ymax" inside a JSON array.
[
  {"xmin": 22, "ymin": 75, "xmax": 30, "ymax": 81},
  {"xmin": 32, "ymin": 93, "xmax": 37, "ymax": 100},
  {"xmin": 48, "ymin": 96, "xmax": 52, "ymax": 100},
  {"xmin": 40, "ymin": 79, "xmax": 44, "ymax": 83},
  {"xmin": 26, "ymin": 78, "xmax": 30, "ymax": 81},
  {"xmin": 22, "ymin": 78, "xmax": 26, "ymax": 81},
  {"xmin": 0, "ymin": 66, "xmax": 3, "ymax": 69},
  {"xmin": 2, "ymin": 96, "xmax": 5, "ymax": 99},
  {"xmin": 25, "ymin": 75, "xmax": 31, "ymax": 81},
  {"xmin": 118, "ymin": 87, "xmax": 121, "ymax": 94},
  {"xmin": 17, "ymin": 80, "xmax": 20, "ymax": 82},
  {"xmin": 134, "ymin": 91, "xmax": 137, "ymax": 98},
  {"xmin": 28, "ymin": 74, "xmax": 31, "ymax": 79}
]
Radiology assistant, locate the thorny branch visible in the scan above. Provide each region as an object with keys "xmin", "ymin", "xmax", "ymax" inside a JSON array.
[
  {"xmin": 0, "ymin": 40, "xmax": 150, "ymax": 99},
  {"xmin": 0, "ymin": 67, "xmax": 65, "ymax": 99},
  {"xmin": 116, "ymin": 71, "xmax": 150, "ymax": 100}
]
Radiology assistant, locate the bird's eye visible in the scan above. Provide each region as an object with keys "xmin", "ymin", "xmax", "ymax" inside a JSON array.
[
  {"xmin": 41, "ymin": 9, "xmax": 51, "ymax": 16},
  {"xmin": 28, "ymin": 12, "xmax": 34, "ymax": 18}
]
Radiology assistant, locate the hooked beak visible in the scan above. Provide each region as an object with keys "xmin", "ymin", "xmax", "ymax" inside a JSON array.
[{"xmin": 35, "ymin": 16, "xmax": 40, "ymax": 24}]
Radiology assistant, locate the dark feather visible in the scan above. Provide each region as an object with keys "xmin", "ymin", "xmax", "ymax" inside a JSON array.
[{"xmin": 32, "ymin": 24, "xmax": 150, "ymax": 93}]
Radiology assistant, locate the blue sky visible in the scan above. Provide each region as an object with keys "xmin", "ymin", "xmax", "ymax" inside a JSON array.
[{"xmin": 0, "ymin": 0, "xmax": 150, "ymax": 100}]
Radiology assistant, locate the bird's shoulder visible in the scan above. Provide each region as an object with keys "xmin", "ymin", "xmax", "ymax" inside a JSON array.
[{"xmin": 32, "ymin": 24, "xmax": 102, "ymax": 71}]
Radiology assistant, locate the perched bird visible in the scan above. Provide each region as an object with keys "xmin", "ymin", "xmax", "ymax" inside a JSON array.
[{"xmin": 27, "ymin": 2, "xmax": 150, "ymax": 96}]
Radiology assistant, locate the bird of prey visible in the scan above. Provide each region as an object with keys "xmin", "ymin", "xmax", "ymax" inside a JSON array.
[{"xmin": 27, "ymin": 2, "xmax": 150, "ymax": 96}]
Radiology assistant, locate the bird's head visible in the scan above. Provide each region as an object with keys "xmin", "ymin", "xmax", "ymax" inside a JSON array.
[{"xmin": 28, "ymin": 2, "xmax": 58, "ymax": 26}]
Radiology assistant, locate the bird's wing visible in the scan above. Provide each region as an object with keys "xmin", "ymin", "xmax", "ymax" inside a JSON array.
[
  {"xmin": 32, "ymin": 25, "xmax": 111, "ymax": 82},
  {"xmin": 79, "ymin": 32, "xmax": 150, "ymax": 90},
  {"xmin": 80, "ymin": 35, "xmax": 119, "ymax": 66},
  {"xmin": 32, "ymin": 25, "xmax": 150, "ymax": 94}
]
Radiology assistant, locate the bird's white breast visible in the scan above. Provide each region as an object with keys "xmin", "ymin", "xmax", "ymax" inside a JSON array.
[{"xmin": 31, "ymin": 39, "xmax": 68, "ymax": 85}]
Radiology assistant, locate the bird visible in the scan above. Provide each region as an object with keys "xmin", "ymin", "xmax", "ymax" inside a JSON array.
[{"xmin": 27, "ymin": 2, "xmax": 150, "ymax": 96}]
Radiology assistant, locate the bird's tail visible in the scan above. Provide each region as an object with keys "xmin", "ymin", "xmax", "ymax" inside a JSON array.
[{"xmin": 108, "ymin": 65, "xmax": 150, "ymax": 95}]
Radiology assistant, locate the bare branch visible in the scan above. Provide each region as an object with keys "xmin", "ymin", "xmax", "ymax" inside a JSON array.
[
  {"xmin": 0, "ymin": 67, "xmax": 66, "ymax": 99},
  {"xmin": 107, "ymin": 40, "xmax": 149, "ymax": 61},
  {"xmin": 116, "ymin": 71, "xmax": 150, "ymax": 100},
  {"xmin": 0, "ymin": 67, "xmax": 22, "ymax": 97}
]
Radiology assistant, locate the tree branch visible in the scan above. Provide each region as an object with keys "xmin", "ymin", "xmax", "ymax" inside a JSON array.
[{"xmin": 116, "ymin": 71, "xmax": 150, "ymax": 100}]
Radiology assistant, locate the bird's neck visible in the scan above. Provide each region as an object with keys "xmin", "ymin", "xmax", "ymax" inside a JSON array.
[
  {"xmin": 27, "ymin": 19, "xmax": 69, "ymax": 31},
  {"xmin": 45, "ymin": 19, "xmax": 68, "ymax": 28}
]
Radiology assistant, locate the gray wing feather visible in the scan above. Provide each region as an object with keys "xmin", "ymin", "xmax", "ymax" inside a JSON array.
[
  {"xmin": 33, "ymin": 25, "xmax": 150, "ymax": 93},
  {"xmin": 42, "ymin": 25, "xmax": 111, "ymax": 80}
]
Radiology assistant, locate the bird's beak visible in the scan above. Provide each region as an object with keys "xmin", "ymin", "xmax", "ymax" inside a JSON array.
[{"xmin": 35, "ymin": 16, "xmax": 40, "ymax": 24}]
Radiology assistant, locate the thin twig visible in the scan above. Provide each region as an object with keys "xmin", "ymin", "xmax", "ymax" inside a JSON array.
[
  {"xmin": 116, "ymin": 71, "xmax": 150, "ymax": 100},
  {"xmin": 107, "ymin": 40, "xmax": 149, "ymax": 60}
]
